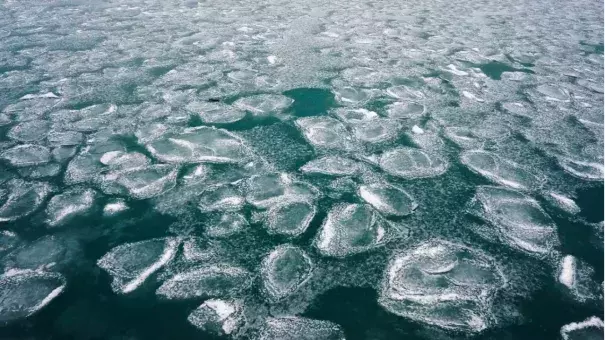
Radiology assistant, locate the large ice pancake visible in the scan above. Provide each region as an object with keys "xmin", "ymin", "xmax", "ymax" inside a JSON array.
[
  {"xmin": 300, "ymin": 156, "xmax": 362, "ymax": 176},
  {"xmin": 385, "ymin": 101, "xmax": 426, "ymax": 119},
  {"xmin": 0, "ymin": 179, "xmax": 51, "ymax": 222},
  {"xmin": 295, "ymin": 117, "xmax": 355, "ymax": 151},
  {"xmin": 380, "ymin": 147, "xmax": 448, "ymax": 179},
  {"xmin": 0, "ymin": 271, "xmax": 66, "ymax": 323},
  {"xmin": 1, "ymin": 144, "xmax": 51, "ymax": 167},
  {"xmin": 233, "ymin": 94, "xmax": 293, "ymax": 116},
  {"xmin": 97, "ymin": 238, "xmax": 179, "ymax": 294},
  {"xmin": 244, "ymin": 173, "xmax": 317, "ymax": 209},
  {"xmin": 379, "ymin": 240, "xmax": 506, "ymax": 333},
  {"xmin": 560, "ymin": 316, "xmax": 604, "ymax": 340},
  {"xmin": 156, "ymin": 265, "xmax": 251, "ymax": 300},
  {"xmin": 556, "ymin": 255, "xmax": 599, "ymax": 302},
  {"xmin": 187, "ymin": 299, "xmax": 245, "ymax": 336},
  {"xmin": 315, "ymin": 203, "xmax": 391, "ymax": 257},
  {"xmin": 261, "ymin": 245, "xmax": 313, "ymax": 301},
  {"xmin": 2, "ymin": 235, "xmax": 77, "ymax": 272},
  {"xmin": 557, "ymin": 157, "xmax": 604, "ymax": 181},
  {"xmin": 260, "ymin": 316, "xmax": 346, "ymax": 340},
  {"xmin": 45, "ymin": 188, "xmax": 96, "ymax": 226},
  {"xmin": 101, "ymin": 164, "xmax": 178, "ymax": 200},
  {"xmin": 146, "ymin": 126, "xmax": 251, "ymax": 164},
  {"xmin": 185, "ymin": 101, "xmax": 246, "ymax": 124},
  {"xmin": 198, "ymin": 185, "xmax": 245, "ymax": 213},
  {"xmin": 358, "ymin": 183, "xmax": 417, "ymax": 217},
  {"xmin": 265, "ymin": 201, "xmax": 316, "ymax": 237},
  {"xmin": 7, "ymin": 120, "xmax": 50, "ymax": 142},
  {"xmin": 460, "ymin": 150, "xmax": 541, "ymax": 191},
  {"xmin": 471, "ymin": 186, "xmax": 558, "ymax": 257}
]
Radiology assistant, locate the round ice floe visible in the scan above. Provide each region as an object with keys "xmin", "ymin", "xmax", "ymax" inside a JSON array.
[
  {"xmin": 379, "ymin": 147, "xmax": 448, "ymax": 179},
  {"xmin": 0, "ymin": 271, "xmax": 66, "ymax": 323},
  {"xmin": 2, "ymin": 235, "xmax": 75, "ymax": 272},
  {"xmin": 358, "ymin": 183, "xmax": 417, "ymax": 217},
  {"xmin": 156, "ymin": 265, "xmax": 251, "ymax": 300},
  {"xmin": 0, "ymin": 179, "xmax": 51, "ymax": 222},
  {"xmin": 187, "ymin": 299, "xmax": 245, "ymax": 336},
  {"xmin": 296, "ymin": 117, "xmax": 355, "ymax": 151},
  {"xmin": 146, "ymin": 126, "xmax": 251, "ymax": 164},
  {"xmin": 205, "ymin": 213, "xmax": 248, "ymax": 238},
  {"xmin": 443, "ymin": 127, "xmax": 483, "ymax": 149},
  {"xmin": 351, "ymin": 119, "xmax": 401, "ymax": 143},
  {"xmin": 103, "ymin": 199, "xmax": 129, "ymax": 216},
  {"xmin": 557, "ymin": 157, "xmax": 604, "ymax": 181},
  {"xmin": 315, "ymin": 203, "xmax": 390, "ymax": 257},
  {"xmin": 261, "ymin": 245, "xmax": 313, "ymax": 300},
  {"xmin": 333, "ymin": 108, "xmax": 378, "ymax": 123},
  {"xmin": 7, "ymin": 120, "xmax": 50, "ymax": 142},
  {"xmin": 536, "ymin": 84, "xmax": 570, "ymax": 102},
  {"xmin": 245, "ymin": 173, "xmax": 317, "ymax": 209},
  {"xmin": 1, "ymin": 144, "xmax": 51, "ymax": 167},
  {"xmin": 101, "ymin": 165, "xmax": 178, "ymax": 200},
  {"xmin": 260, "ymin": 316, "xmax": 345, "ymax": 340},
  {"xmin": 557, "ymin": 255, "xmax": 599, "ymax": 302},
  {"xmin": 97, "ymin": 238, "xmax": 179, "ymax": 294},
  {"xmin": 266, "ymin": 201, "xmax": 316, "ymax": 237},
  {"xmin": 333, "ymin": 86, "xmax": 372, "ymax": 105},
  {"xmin": 64, "ymin": 154, "xmax": 104, "ymax": 185},
  {"xmin": 300, "ymin": 156, "xmax": 361, "ymax": 176},
  {"xmin": 471, "ymin": 186, "xmax": 558, "ymax": 256},
  {"xmin": 379, "ymin": 240, "xmax": 506, "ymax": 333},
  {"xmin": 185, "ymin": 101, "xmax": 246, "ymax": 124},
  {"xmin": 100, "ymin": 151, "xmax": 150, "ymax": 170},
  {"xmin": 45, "ymin": 188, "xmax": 96, "ymax": 227},
  {"xmin": 461, "ymin": 150, "xmax": 541, "ymax": 191},
  {"xmin": 342, "ymin": 67, "xmax": 383, "ymax": 87},
  {"xmin": 233, "ymin": 94, "xmax": 293, "ymax": 116},
  {"xmin": 386, "ymin": 85, "xmax": 425, "ymax": 100},
  {"xmin": 385, "ymin": 102, "xmax": 426, "ymax": 119},
  {"xmin": 47, "ymin": 131, "xmax": 83, "ymax": 147},
  {"xmin": 560, "ymin": 316, "xmax": 604, "ymax": 340},
  {"xmin": 198, "ymin": 185, "xmax": 245, "ymax": 213}
]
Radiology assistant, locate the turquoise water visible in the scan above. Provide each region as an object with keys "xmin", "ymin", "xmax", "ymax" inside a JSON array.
[{"xmin": 0, "ymin": 0, "xmax": 603, "ymax": 339}]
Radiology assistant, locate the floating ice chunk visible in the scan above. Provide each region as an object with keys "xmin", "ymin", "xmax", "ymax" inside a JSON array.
[
  {"xmin": 536, "ymin": 84, "xmax": 570, "ymax": 102},
  {"xmin": 412, "ymin": 125, "xmax": 424, "ymax": 134},
  {"xmin": 300, "ymin": 156, "xmax": 362, "ymax": 176},
  {"xmin": 386, "ymin": 85, "xmax": 425, "ymax": 100},
  {"xmin": 461, "ymin": 150, "xmax": 541, "ymax": 190},
  {"xmin": 560, "ymin": 316, "xmax": 604, "ymax": 340},
  {"xmin": 45, "ymin": 188, "xmax": 96, "ymax": 227},
  {"xmin": 103, "ymin": 199, "xmax": 129, "ymax": 216},
  {"xmin": 557, "ymin": 255, "xmax": 599, "ymax": 301},
  {"xmin": 333, "ymin": 108, "xmax": 378, "ymax": 123},
  {"xmin": 557, "ymin": 157, "xmax": 604, "ymax": 181},
  {"xmin": 315, "ymin": 203, "xmax": 390, "ymax": 257},
  {"xmin": 181, "ymin": 164, "xmax": 209, "ymax": 186},
  {"xmin": 7, "ymin": 120, "xmax": 50, "ymax": 142},
  {"xmin": 261, "ymin": 245, "xmax": 313, "ymax": 300},
  {"xmin": 266, "ymin": 201, "xmax": 316, "ymax": 237},
  {"xmin": 2, "ymin": 235, "xmax": 75, "ymax": 271},
  {"xmin": 198, "ymin": 185, "xmax": 245, "ymax": 213},
  {"xmin": 245, "ymin": 173, "xmax": 317, "ymax": 209},
  {"xmin": 333, "ymin": 86, "xmax": 372, "ymax": 105},
  {"xmin": 101, "ymin": 165, "xmax": 178, "ymax": 200},
  {"xmin": 1, "ymin": 144, "xmax": 51, "ymax": 167},
  {"xmin": 548, "ymin": 193, "xmax": 581, "ymax": 214},
  {"xmin": 443, "ymin": 127, "xmax": 482, "ymax": 149},
  {"xmin": 47, "ymin": 131, "xmax": 83, "ymax": 146},
  {"xmin": 233, "ymin": 94, "xmax": 293, "ymax": 116},
  {"xmin": 267, "ymin": 55, "xmax": 278, "ymax": 64},
  {"xmin": 358, "ymin": 183, "xmax": 417, "ymax": 217},
  {"xmin": 260, "ymin": 316, "xmax": 345, "ymax": 340},
  {"xmin": 102, "ymin": 152, "xmax": 150, "ymax": 170},
  {"xmin": 156, "ymin": 265, "xmax": 251, "ymax": 300},
  {"xmin": 351, "ymin": 119, "xmax": 400, "ymax": 143},
  {"xmin": 205, "ymin": 213, "xmax": 248, "ymax": 238},
  {"xmin": 380, "ymin": 147, "xmax": 448, "ymax": 179},
  {"xmin": 185, "ymin": 101, "xmax": 246, "ymax": 124},
  {"xmin": 342, "ymin": 67, "xmax": 383, "ymax": 87},
  {"xmin": 296, "ymin": 117, "xmax": 354, "ymax": 151},
  {"xmin": 385, "ymin": 102, "xmax": 426, "ymax": 119},
  {"xmin": 64, "ymin": 154, "xmax": 103, "ymax": 185},
  {"xmin": 20, "ymin": 92, "xmax": 59, "ymax": 100},
  {"xmin": 52, "ymin": 146, "xmax": 77, "ymax": 163},
  {"xmin": 444, "ymin": 64, "xmax": 469, "ymax": 76},
  {"xmin": 462, "ymin": 91, "xmax": 484, "ymax": 102},
  {"xmin": 0, "ymin": 179, "xmax": 51, "ymax": 222},
  {"xmin": 18, "ymin": 163, "xmax": 61, "ymax": 179},
  {"xmin": 227, "ymin": 70, "xmax": 257, "ymax": 83},
  {"xmin": 471, "ymin": 186, "xmax": 558, "ymax": 256},
  {"xmin": 0, "ymin": 271, "xmax": 66, "ymax": 323},
  {"xmin": 187, "ymin": 299, "xmax": 245, "ymax": 336},
  {"xmin": 146, "ymin": 126, "xmax": 251, "ymax": 164},
  {"xmin": 379, "ymin": 240, "xmax": 506, "ymax": 333},
  {"xmin": 0, "ymin": 231, "xmax": 19, "ymax": 256},
  {"xmin": 98, "ymin": 238, "xmax": 179, "ymax": 294}
]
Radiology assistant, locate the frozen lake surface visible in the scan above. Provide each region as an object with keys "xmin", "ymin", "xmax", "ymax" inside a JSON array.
[{"xmin": 0, "ymin": 0, "xmax": 603, "ymax": 339}]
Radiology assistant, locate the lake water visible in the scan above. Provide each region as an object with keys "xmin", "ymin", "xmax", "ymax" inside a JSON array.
[{"xmin": 0, "ymin": 0, "xmax": 603, "ymax": 339}]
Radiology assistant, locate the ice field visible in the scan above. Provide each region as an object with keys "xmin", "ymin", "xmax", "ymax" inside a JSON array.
[{"xmin": 0, "ymin": 0, "xmax": 603, "ymax": 338}]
